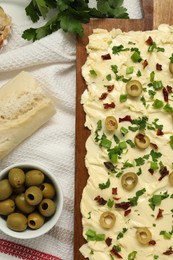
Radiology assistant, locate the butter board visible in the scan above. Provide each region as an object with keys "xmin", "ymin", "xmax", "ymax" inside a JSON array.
[{"xmin": 75, "ymin": 0, "xmax": 173, "ymax": 259}]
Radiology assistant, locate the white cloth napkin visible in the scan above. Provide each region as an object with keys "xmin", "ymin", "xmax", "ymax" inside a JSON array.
[{"xmin": 0, "ymin": 22, "xmax": 76, "ymax": 260}]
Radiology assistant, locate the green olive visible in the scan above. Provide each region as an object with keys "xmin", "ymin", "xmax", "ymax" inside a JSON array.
[
  {"xmin": 168, "ymin": 172, "xmax": 173, "ymax": 185},
  {"xmin": 136, "ymin": 227, "xmax": 152, "ymax": 245},
  {"xmin": 134, "ymin": 133, "xmax": 150, "ymax": 149},
  {"xmin": 0, "ymin": 199, "xmax": 15, "ymax": 215},
  {"xmin": 8, "ymin": 168, "xmax": 25, "ymax": 188},
  {"xmin": 105, "ymin": 116, "xmax": 118, "ymax": 132},
  {"xmin": 40, "ymin": 183, "xmax": 56, "ymax": 199},
  {"xmin": 169, "ymin": 63, "xmax": 173, "ymax": 74},
  {"xmin": 25, "ymin": 170, "xmax": 45, "ymax": 187},
  {"xmin": 126, "ymin": 80, "xmax": 142, "ymax": 97},
  {"xmin": 7, "ymin": 213, "xmax": 27, "ymax": 231},
  {"xmin": 15, "ymin": 193, "xmax": 35, "ymax": 214},
  {"xmin": 121, "ymin": 172, "xmax": 138, "ymax": 191},
  {"xmin": 25, "ymin": 186, "xmax": 43, "ymax": 206},
  {"xmin": 13, "ymin": 185, "xmax": 25, "ymax": 194},
  {"xmin": 39, "ymin": 199, "xmax": 56, "ymax": 217},
  {"xmin": 28, "ymin": 212, "xmax": 45, "ymax": 229},
  {"xmin": 0, "ymin": 179, "xmax": 13, "ymax": 201},
  {"xmin": 99, "ymin": 211, "xmax": 116, "ymax": 229}
]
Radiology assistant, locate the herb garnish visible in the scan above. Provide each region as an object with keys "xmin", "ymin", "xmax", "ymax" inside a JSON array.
[
  {"xmin": 85, "ymin": 229, "xmax": 105, "ymax": 241},
  {"xmin": 23, "ymin": 0, "xmax": 129, "ymax": 41},
  {"xmin": 117, "ymin": 227, "xmax": 128, "ymax": 239},
  {"xmin": 149, "ymin": 192, "xmax": 169, "ymax": 210},
  {"xmin": 99, "ymin": 178, "xmax": 110, "ymax": 190}
]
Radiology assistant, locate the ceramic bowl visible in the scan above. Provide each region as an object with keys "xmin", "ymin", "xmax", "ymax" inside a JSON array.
[{"xmin": 0, "ymin": 162, "xmax": 63, "ymax": 239}]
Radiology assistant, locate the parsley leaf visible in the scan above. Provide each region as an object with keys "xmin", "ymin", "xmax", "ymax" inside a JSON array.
[
  {"xmin": 128, "ymin": 188, "xmax": 146, "ymax": 206},
  {"xmin": 23, "ymin": 0, "xmax": 129, "ymax": 41},
  {"xmin": 149, "ymin": 192, "xmax": 169, "ymax": 210},
  {"xmin": 99, "ymin": 179, "xmax": 110, "ymax": 190}
]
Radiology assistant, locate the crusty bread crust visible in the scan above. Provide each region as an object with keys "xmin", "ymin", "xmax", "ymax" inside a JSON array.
[
  {"xmin": 0, "ymin": 71, "xmax": 56, "ymax": 159},
  {"xmin": 0, "ymin": 7, "xmax": 11, "ymax": 48}
]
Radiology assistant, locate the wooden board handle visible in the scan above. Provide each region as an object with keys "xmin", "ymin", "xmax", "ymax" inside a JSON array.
[{"xmin": 153, "ymin": 0, "xmax": 173, "ymax": 28}]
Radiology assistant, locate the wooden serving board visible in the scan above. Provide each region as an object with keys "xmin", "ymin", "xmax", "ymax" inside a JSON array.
[{"xmin": 75, "ymin": 0, "xmax": 173, "ymax": 259}]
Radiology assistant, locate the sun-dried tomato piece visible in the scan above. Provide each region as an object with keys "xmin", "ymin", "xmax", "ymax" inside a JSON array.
[
  {"xmin": 162, "ymin": 87, "xmax": 168, "ymax": 102},
  {"xmin": 119, "ymin": 115, "xmax": 132, "ymax": 123},
  {"xmin": 94, "ymin": 196, "xmax": 107, "ymax": 205},
  {"xmin": 113, "ymin": 197, "xmax": 121, "ymax": 201},
  {"xmin": 99, "ymin": 92, "xmax": 108, "ymax": 100},
  {"xmin": 142, "ymin": 59, "xmax": 148, "ymax": 68},
  {"xmin": 110, "ymin": 247, "xmax": 123, "ymax": 259},
  {"xmin": 145, "ymin": 36, "xmax": 153, "ymax": 45},
  {"xmin": 136, "ymin": 133, "xmax": 145, "ymax": 141},
  {"xmin": 156, "ymin": 208, "xmax": 164, "ymax": 219},
  {"xmin": 167, "ymin": 85, "xmax": 172, "ymax": 93},
  {"xmin": 112, "ymin": 187, "xmax": 118, "ymax": 195},
  {"xmin": 101, "ymin": 53, "xmax": 111, "ymax": 60},
  {"xmin": 124, "ymin": 209, "xmax": 131, "ymax": 216},
  {"xmin": 148, "ymin": 168, "xmax": 154, "ymax": 175},
  {"xmin": 150, "ymin": 142, "xmax": 158, "ymax": 150},
  {"xmin": 157, "ymin": 129, "xmax": 164, "ymax": 136},
  {"xmin": 156, "ymin": 63, "xmax": 162, "ymax": 71},
  {"xmin": 115, "ymin": 201, "xmax": 132, "ymax": 210},
  {"xmin": 105, "ymin": 237, "xmax": 112, "ymax": 247},
  {"xmin": 107, "ymin": 85, "xmax": 114, "ymax": 92},
  {"xmin": 163, "ymin": 250, "xmax": 173, "ymax": 255},
  {"xmin": 103, "ymin": 102, "xmax": 115, "ymax": 109},
  {"xmin": 149, "ymin": 240, "xmax": 156, "ymax": 245},
  {"xmin": 158, "ymin": 166, "xmax": 169, "ymax": 181}
]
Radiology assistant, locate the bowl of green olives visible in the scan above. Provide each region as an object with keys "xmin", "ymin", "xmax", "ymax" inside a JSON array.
[{"xmin": 0, "ymin": 163, "xmax": 63, "ymax": 239}]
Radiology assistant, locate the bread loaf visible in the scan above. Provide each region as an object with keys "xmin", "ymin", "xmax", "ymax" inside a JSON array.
[{"xmin": 0, "ymin": 71, "xmax": 56, "ymax": 159}]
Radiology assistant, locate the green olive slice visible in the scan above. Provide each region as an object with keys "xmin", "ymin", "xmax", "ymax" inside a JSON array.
[
  {"xmin": 169, "ymin": 172, "xmax": 173, "ymax": 185},
  {"xmin": 105, "ymin": 116, "xmax": 118, "ymax": 132},
  {"xmin": 169, "ymin": 63, "xmax": 173, "ymax": 74},
  {"xmin": 134, "ymin": 133, "xmax": 150, "ymax": 149},
  {"xmin": 99, "ymin": 211, "xmax": 116, "ymax": 229},
  {"xmin": 121, "ymin": 172, "xmax": 138, "ymax": 191},
  {"xmin": 126, "ymin": 80, "xmax": 142, "ymax": 97},
  {"xmin": 136, "ymin": 227, "xmax": 152, "ymax": 245}
]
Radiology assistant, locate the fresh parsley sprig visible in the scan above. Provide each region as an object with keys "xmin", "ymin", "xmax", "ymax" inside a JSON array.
[{"xmin": 22, "ymin": 0, "xmax": 129, "ymax": 41}]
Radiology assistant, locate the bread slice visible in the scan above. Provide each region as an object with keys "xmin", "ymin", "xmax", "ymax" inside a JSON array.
[
  {"xmin": 0, "ymin": 7, "xmax": 11, "ymax": 48},
  {"xmin": 0, "ymin": 71, "xmax": 56, "ymax": 159}
]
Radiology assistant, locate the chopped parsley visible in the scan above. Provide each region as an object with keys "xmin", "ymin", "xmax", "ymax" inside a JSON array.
[
  {"xmin": 106, "ymin": 74, "xmax": 112, "ymax": 81},
  {"xmin": 107, "ymin": 199, "xmax": 114, "ymax": 208},
  {"xmin": 117, "ymin": 227, "xmax": 128, "ymax": 240},
  {"xmin": 128, "ymin": 188, "xmax": 146, "ymax": 206},
  {"xmin": 169, "ymin": 53, "xmax": 173, "ymax": 63},
  {"xmin": 170, "ymin": 136, "xmax": 173, "ymax": 149},
  {"xmin": 85, "ymin": 229, "xmax": 105, "ymax": 241},
  {"xmin": 112, "ymin": 45, "xmax": 129, "ymax": 54},
  {"xmin": 111, "ymin": 65, "xmax": 118, "ymax": 74},
  {"xmin": 131, "ymin": 50, "xmax": 142, "ymax": 62},
  {"xmin": 120, "ymin": 127, "xmax": 129, "ymax": 136},
  {"xmin": 152, "ymin": 99, "xmax": 164, "ymax": 109},
  {"xmin": 90, "ymin": 69, "xmax": 97, "ymax": 76},
  {"xmin": 99, "ymin": 178, "xmax": 110, "ymax": 190},
  {"xmin": 149, "ymin": 192, "xmax": 169, "ymax": 210},
  {"xmin": 160, "ymin": 226, "xmax": 173, "ymax": 239},
  {"xmin": 120, "ymin": 94, "xmax": 128, "ymax": 103},
  {"xmin": 128, "ymin": 251, "xmax": 137, "ymax": 260},
  {"xmin": 136, "ymin": 69, "xmax": 142, "ymax": 77}
]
